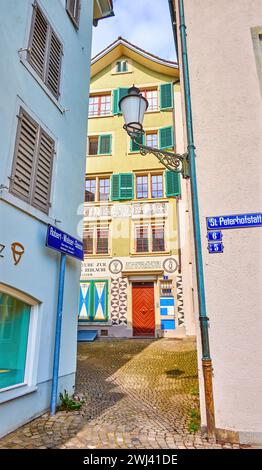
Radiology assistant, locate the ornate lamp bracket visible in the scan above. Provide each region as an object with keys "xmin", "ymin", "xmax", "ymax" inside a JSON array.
[{"xmin": 126, "ymin": 126, "xmax": 190, "ymax": 178}]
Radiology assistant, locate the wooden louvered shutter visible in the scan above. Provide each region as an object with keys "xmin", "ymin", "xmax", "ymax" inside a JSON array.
[
  {"xmin": 98, "ymin": 135, "xmax": 112, "ymax": 155},
  {"xmin": 46, "ymin": 30, "xmax": 63, "ymax": 98},
  {"xmin": 32, "ymin": 129, "xmax": 54, "ymax": 213},
  {"xmin": 159, "ymin": 126, "xmax": 174, "ymax": 149},
  {"xmin": 130, "ymin": 133, "xmax": 144, "ymax": 152},
  {"xmin": 111, "ymin": 174, "xmax": 120, "ymax": 200},
  {"xmin": 10, "ymin": 109, "xmax": 38, "ymax": 203},
  {"xmin": 160, "ymin": 83, "xmax": 173, "ymax": 110},
  {"xmin": 118, "ymin": 88, "xmax": 129, "ymax": 114},
  {"xmin": 119, "ymin": 173, "xmax": 134, "ymax": 200},
  {"xmin": 113, "ymin": 90, "xmax": 119, "ymax": 115},
  {"xmin": 28, "ymin": 5, "xmax": 48, "ymax": 80},
  {"xmin": 165, "ymin": 170, "xmax": 181, "ymax": 197}
]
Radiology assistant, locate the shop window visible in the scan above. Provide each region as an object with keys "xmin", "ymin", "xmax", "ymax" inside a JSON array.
[{"xmin": 0, "ymin": 293, "xmax": 31, "ymax": 390}]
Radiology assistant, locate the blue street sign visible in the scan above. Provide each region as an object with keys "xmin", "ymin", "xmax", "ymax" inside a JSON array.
[
  {"xmin": 208, "ymin": 242, "xmax": 224, "ymax": 254},
  {"xmin": 207, "ymin": 231, "xmax": 222, "ymax": 242},
  {"xmin": 46, "ymin": 225, "xmax": 83, "ymax": 260},
  {"xmin": 206, "ymin": 213, "xmax": 262, "ymax": 230}
]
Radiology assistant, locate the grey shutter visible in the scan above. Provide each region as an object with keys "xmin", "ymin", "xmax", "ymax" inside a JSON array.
[
  {"xmin": 28, "ymin": 5, "xmax": 48, "ymax": 80},
  {"xmin": 32, "ymin": 129, "xmax": 54, "ymax": 213},
  {"xmin": 10, "ymin": 109, "xmax": 38, "ymax": 203},
  {"xmin": 46, "ymin": 30, "xmax": 63, "ymax": 98}
]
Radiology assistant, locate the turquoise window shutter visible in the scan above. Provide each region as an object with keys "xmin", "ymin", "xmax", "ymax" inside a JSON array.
[
  {"xmin": 160, "ymin": 83, "xmax": 173, "ymax": 110},
  {"xmin": 130, "ymin": 133, "xmax": 144, "ymax": 152},
  {"xmin": 119, "ymin": 173, "xmax": 134, "ymax": 200},
  {"xmin": 165, "ymin": 170, "xmax": 181, "ymax": 197},
  {"xmin": 113, "ymin": 89, "xmax": 119, "ymax": 115},
  {"xmin": 98, "ymin": 134, "xmax": 112, "ymax": 154},
  {"xmin": 111, "ymin": 174, "xmax": 120, "ymax": 200},
  {"xmin": 159, "ymin": 126, "xmax": 174, "ymax": 149},
  {"xmin": 118, "ymin": 88, "xmax": 129, "ymax": 114}
]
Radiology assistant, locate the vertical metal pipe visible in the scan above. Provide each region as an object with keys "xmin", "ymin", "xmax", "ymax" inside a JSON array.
[
  {"xmin": 50, "ymin": 252, "xmax": 66, "ymax": 415},
  {"xmin": 177, "ymin": 0, "xmax": 216, "ymax": 438}
]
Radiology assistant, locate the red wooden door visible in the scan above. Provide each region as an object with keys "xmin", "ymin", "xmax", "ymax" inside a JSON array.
[{"xmin": 132, "ymin": 283, "xmax": 155, "ymax": 337}]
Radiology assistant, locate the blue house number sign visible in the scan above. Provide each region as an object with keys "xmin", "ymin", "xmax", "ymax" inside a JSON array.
[
  {"xmin": 208, "ymin": 242, "xmax": 224, "ymax": 254},
  {"xmin": 207, "ymin": 231, "xmax": 222, "ymax": 242}
]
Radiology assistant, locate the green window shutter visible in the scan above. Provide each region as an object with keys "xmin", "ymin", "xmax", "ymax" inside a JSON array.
[
  {"xmin": 130, "ymin": 133, "xmax": 144, "ymax": 152},
  {"xmin": 165, "ymin": 170, "xmax": 181, "ymax": 197},
  {"xmin": 118, "ymin": 87, "xmax": 129, "ymax": 114},
  {"xmin": 111, "ymin": 174, "xmax": 120, "ymax": 200},
  {"xmin": 160, "ymin": 83, "xmax": 173, "ymax": 110},
  {"xmin": 113, "ymin": 89, "xmax": 119, "ymax": 115},
  {"xmin": 119, "ymin": 173, "xmax": 134, "ymax": 200},
  {"xmin": 98, "ymin": 134, "xmax": 112, "ymax": 154},
  {"xmin": 159, "ymin": 126, "xmax": 174, "ymax": 149}
]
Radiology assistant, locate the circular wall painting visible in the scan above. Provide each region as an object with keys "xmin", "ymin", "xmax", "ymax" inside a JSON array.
[
  {"xmin": 109, "ymin": 259, "xmax": 123, "ymax": 275},
  {"xmin": 163, "ymin": 257, "xmax": 178, "ymax": 273}
]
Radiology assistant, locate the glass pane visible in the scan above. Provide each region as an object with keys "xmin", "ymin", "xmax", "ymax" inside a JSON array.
[
  {"xmin": 99, "ymin": 178, "xmax": 110, "ymax": 201},
  {"xmin": 85, "ymin": 179, "xmax": 96, "ymax": 201},
  {"xmin": 151, "ymin": 174, "xmax": 163, "ymax": 198},
  {"xmin": 97, "ymin": 227, "xmax": 109, "ymax": 254},
  {"xmin": 135, "ymin": 226, "xmax": 149, "ymax": 252},
  {"xmin": 0, "ymin": 293, "xmax": 30, "ymax": 390},
  {"xmin": 152, "ymin": 226, "xmax": 165, "ymax": 251},
  {"xmin": 146, "ymin": 133, "xmax": 158, "ymax": 148},
  {"xmin": 136, "ymin": 176, "xmax": 148, "ymax": 199},
  {"xmin": 89, "ymin": 138, "xmax": 98, "ymax": 155}
]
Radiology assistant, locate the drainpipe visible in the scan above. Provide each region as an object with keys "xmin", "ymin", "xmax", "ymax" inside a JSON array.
[{"xmin": 174, "ymin": 0, "xmax": 216, "ymax": 438}]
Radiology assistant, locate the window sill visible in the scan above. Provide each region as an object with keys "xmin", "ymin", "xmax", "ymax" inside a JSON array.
[
  {"xmin": 83, "ymin": 254, "xmax": 112, "ymax": 259},
  {"xmin": 88, "ymin": 114, "xmax": 112, "ymax": 119},
  {"xmin": 19, "ymin": 54, "xmax": 65, "ymax": 114},
  {"xmin": 0, "ymin": 383, "xmax": 37, "ymax": 404},
  {"xmin": 79, "ymin": 321, "xmax": 112, "ymax": 326},
  {"xmin": 0, "ymin": 190, "xmax": 57, "ymax": 226},
  {"xmin": 130, "ymin": 251, "xmax": 171, "ymax": 257},
  {"xmin": 87, "ymin": 154, "xmax": 112, "ymax": 157}
]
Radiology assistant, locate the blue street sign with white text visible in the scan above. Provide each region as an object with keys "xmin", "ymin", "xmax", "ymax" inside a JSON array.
[
  {"xmin": 206, "ymin": 213, "xmax": 262, "ymax": 230},
  {"xmin": 46, "ymin": 225, "xmax": 83, "ymax": 260},
  {"xmin": 207, "ymin": 231, "xmax": 222, "ymax": 242},
  {"xmin": 208, "ymin": 242, "xmax": 224, "ymax": 254}
]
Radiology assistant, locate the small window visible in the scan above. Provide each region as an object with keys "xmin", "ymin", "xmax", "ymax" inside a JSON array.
[
  {"xmin": 85, "ymin": 179, "xmax": 96, "ymax": 202},
  {"xmin": 116, "ymin": 60, "xmax": 128, "ymax": 73},
  {"xmin": 141, "ymin": 89, "xmax": 158, "ymax": 112},
  {"xmin": 151, "ymin": 174, "xmax": 163, "ymax": 198},
  {"xmin": 99, "ymin": 178, "xmax": 110, "ymax": 201},
  {"xmin": 136, "ymin": 175, "xmax": 148, "ymax": 199},
  {"xmin": 160, "ymin": 280, "xmax": 173, "ymax": 297},
  {"xmin": 146, "ymin": 132, "xmax": 158, "ymax": 148},
  {"xmin": 97, "ymin": 226, "xmax": 109, "ymax": 254},
  {"xmin": 28, "ymin": 3, "xmax": 63, "ymax": 99},
  {"xmin": 83, "ymin": 227, "xmax": 94, "ymax": 254},
  {"xmin": 89, "ymin": 137, "xmax": 99, "ymax": 155},
  {"xmin": 135, "ymin": 226, "xmax": 149, "ymax": 253},
  {"xmin": 0, "ymin": 293, "xmax": 31, "ymax": 390},
  {"xmin": 89, "ymin": 94, "xmax": 111, "ymax": 117},
  {"xmin": 152, "ymin": 225, "xmax": 165, "ymax": 252},
  {"xmin": 66, "ymin": 0, "xmax": 81, "ymax": 28}
]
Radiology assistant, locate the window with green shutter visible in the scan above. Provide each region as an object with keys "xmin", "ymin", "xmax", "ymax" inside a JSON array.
[
  {"xmin": 111, "ymin": 174, "xmax": 120, "ymax": 200},
  {"xmin": 159, "ymin": 126, "xmax": 174, "ymax": 149},
  {"xmin": 110, "ymin": 173, "xmax": 134, "ymax": 200},
  {"xmin": 98, "ymin": 134, "xmax": 112, "ymax": 154},
  {"xmin": 160, "ymin": 83, "xmax": 173, "ymax": 110},
  {"xmin": 165, "ymin": 170, "xmax": 181, "ymax": 197},
  {"xmin": 113, "ymin": 88, "xmax": 129, "ymax": 114},
  {"xmin": 130, "ymin": 133, "xmax": 144, "ymax": 152},
  {"xmin": 120, "ymin": 173, "xmax": 134, "ymax": 199}
]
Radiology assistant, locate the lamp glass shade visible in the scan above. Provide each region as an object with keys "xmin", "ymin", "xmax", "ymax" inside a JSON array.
[{"xmin": 119, "ymin": 89, "xmax": 148, "ymax": 133}]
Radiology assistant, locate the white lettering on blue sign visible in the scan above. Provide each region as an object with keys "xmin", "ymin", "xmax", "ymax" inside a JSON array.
[{"xmin": 207, "ymin": 213, "xmax": 262, "ymax": 230}]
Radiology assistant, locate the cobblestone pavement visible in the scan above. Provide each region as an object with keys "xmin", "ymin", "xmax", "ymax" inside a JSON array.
[{"xmin": 0, "ymin": 338, "xmax": 250, "ymax": 449}]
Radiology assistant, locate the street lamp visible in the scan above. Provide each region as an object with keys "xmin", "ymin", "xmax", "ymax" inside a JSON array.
[
  {"xmin": 119, "ymin": 86, "xmax": 189, "ymax": 177},
  {"xmin": 120, "ymin": 84, "xmax": 215, "ymax": 439}
]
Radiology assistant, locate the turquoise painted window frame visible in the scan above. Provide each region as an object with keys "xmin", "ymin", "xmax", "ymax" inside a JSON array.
[{"xmin": 0, "ymin": 293, "xmax": 31, "ymax": 390}]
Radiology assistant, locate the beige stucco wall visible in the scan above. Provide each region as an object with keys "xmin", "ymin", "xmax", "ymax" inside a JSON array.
[{"xmin": 176, "ymin": 0, "xmax": 262, "ymax": 442}]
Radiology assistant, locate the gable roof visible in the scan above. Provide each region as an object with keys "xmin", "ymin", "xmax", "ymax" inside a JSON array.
[{"xmin": 91, "ymin": 37, "xmax": 179, "ymax": 78}]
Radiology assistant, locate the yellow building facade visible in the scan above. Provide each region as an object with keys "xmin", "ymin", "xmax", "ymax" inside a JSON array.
[{"xmin": 79, "ymin": 37, "xmax": 194, "ymax": 338}]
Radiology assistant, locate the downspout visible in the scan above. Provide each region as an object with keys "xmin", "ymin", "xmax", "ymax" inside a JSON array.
[{"xmin": 174, "ymin": 0, "xmax": 216, "ymax": 438}]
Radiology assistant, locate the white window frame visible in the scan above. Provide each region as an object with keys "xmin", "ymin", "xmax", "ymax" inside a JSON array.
[{"xmin": 0, "ymin": 284, "xmax": 42, "ymax": 403}]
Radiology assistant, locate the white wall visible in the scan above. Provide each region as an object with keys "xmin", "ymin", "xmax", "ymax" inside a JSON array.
[{"xmin": 178, "ymin": 0, "xmax": 262, "ymax": 442}]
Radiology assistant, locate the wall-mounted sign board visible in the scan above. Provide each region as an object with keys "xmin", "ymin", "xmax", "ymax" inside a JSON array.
[
  {"xmin": 46, "ymin": 225, "xmax": 83, "ymax": 260},
  {"xmin": 208, "ymin": 242, "xmax": 224, "ymax": 254},
  {"xmin": 207, "ymin": 231, "xmax": 222, "ymax": 242},
  {"xmin": 206, "ymin": 213, "xmax": 262, "ymax": 230}
]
